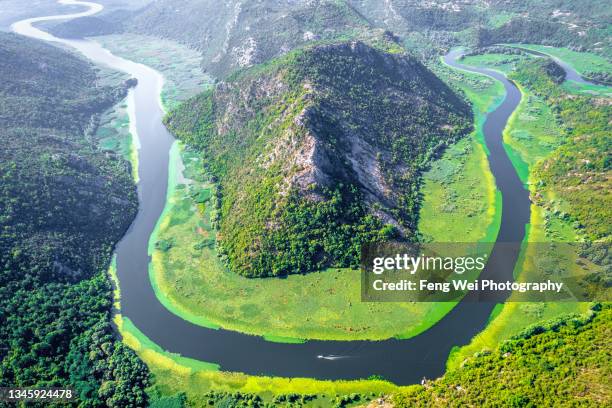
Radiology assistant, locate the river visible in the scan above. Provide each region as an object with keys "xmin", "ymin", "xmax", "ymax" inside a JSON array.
[
  {"xmin": 14, "ymin": 0, "xmax": 589, "ymax": 385},
  {"xmin": 508, "ymin": 46, "xmax": 595, "ymax": 85}
]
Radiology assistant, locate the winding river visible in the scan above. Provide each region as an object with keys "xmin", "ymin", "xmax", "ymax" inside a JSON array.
[
  {"xmin": 14, "ymin": 0, "xmax": 594, "ymax": 385},
  {"xmin": 509, "ymin": 46, "xmax": 596, "ymax": 85}
]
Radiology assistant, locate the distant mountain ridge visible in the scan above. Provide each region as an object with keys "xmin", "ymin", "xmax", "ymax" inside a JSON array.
[
  {"xmin": 40, "ymin": 0, "xmax": 610, "ymax": 77},
  {"xmin": 127, "ymin": 0, "xmax": 370, "ymax": 78}
]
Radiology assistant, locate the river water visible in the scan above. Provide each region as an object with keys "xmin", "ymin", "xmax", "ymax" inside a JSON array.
[{"xmin": 15, "ymin": 1, "xmax": 592, "ymax": 384}]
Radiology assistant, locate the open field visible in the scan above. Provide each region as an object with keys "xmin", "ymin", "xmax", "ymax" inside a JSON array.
[
  {"xmin": 561, "ymin": 80, "xmax": 612, "ymax": 97},
  {"xmin": 502, "ymin": 84, "xmax": 564, "ymax": 184},
  {"xmin": 420, "ymin": 57, "xmax": 505, "ymax": 244},
  {"xmin": 418, "ymin": 137, "xmax": 501, "ymax": 243},
  {"xmin": 461, "ymin": 53, "xmax": 530, "ymax": 75}
]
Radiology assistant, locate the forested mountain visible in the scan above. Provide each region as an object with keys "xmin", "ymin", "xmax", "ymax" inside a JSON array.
[
  {"xmin": 42, "ymin": 1, "xmax": 610, "ymax": 78},
  {"xmin": 0, "ymin": 32, "xmax": 149, "ymax": 405},
  {"xmin": 476, "ymin": 0, "xmax": 611, "ymax": 57},
  {"xmin": 164, "ymin": 40, "xmax": 471, "ymax": 278},
  {"xmin": 350, "ymin": 0, "xmax": 611, "ymax": 57}
]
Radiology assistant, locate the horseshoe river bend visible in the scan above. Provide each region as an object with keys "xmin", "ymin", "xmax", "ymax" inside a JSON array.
[{"xmin": 11, "ymin": 0, "xmax": 592, "ymax": 384}]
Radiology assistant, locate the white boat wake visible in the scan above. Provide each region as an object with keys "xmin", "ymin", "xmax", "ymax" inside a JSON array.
[{"xmin": 317, "ymin": 354, "xmax": 351, "ymax": 361}]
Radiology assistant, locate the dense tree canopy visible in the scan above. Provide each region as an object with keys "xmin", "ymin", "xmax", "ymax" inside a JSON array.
[{"xmin": 0, "ymin": 32, "xmax": 149, "ymax": 405}]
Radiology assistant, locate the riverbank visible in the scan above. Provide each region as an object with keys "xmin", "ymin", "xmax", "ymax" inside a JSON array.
[
  {"xmin": 420, "ymin": 55, "xmax": 505, "ymax": 244},
  {"xmin": 512, "ymin": 44, "xmax": 611, "ymax": 80},
  {"xmin": 147, "ymin": 140, "xmax": 456, "ymax": 341},
  {"xmin": 93, "ymin": 33, "xmax": 211, "ymax": 110},
  {"xmin": 505, "ymin": 44, "xmax": 612, "ymax": 97},
  {"xmin": 114, "ymin": 312, "xmax": 404, "ymax": 406},
  {"xmin": 445, "ymin": 46, "xmax": 608, "ymax": 368}
]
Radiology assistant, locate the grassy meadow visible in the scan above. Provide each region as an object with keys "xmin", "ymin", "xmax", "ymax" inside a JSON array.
[
  {"xmin": 420, "ymin": 56, "xmax": 505, "ymax": 244},
  {"xmin": 502, "ymin": 83, "xmax": 564, "ymax": 184},
  {"xmin": 460, "ymin": 52, "xmax": 530, "ymax": 75}
]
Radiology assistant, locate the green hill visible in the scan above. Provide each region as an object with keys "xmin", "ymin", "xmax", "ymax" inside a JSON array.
[{"xmin": 164, "ymin": 40, "xmax": 471, "ymax": 278}]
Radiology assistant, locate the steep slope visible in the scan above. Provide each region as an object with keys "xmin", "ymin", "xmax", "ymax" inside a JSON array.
[
  {"xmin": 165, "ymin": 40, "xmax": 471, "ymax": 277},
  {"xmin": 393, "ymin": 304, "xmax": 611, "ymax": 407},
  {"xmin": 0, "ymin": 32, "xmax": 149, "ymax": 404}
]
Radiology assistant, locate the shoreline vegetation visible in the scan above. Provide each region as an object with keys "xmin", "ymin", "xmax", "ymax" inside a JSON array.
[
  {"xmin": 0, "ymin": 29, "xmax": 149, "ymax": 406},
  {"xmin": 94, "ymin": 33, "xmax": 212, "ymax": 110},
  {"xmin": 510, "ymin": 44, "xmax": 612, "ymax": 84},
  {"xmin": 94, "ymin": 82, "xmax": 140, "ymax": 183},
  {"xmin": 114, "ymin": 313, "xmax": 404, "ymax": 402}
]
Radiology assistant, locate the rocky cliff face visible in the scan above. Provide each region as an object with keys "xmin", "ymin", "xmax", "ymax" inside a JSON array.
[{"xmin": 165, "ymin": 40, "xmax": 472, "ymax": 277}]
